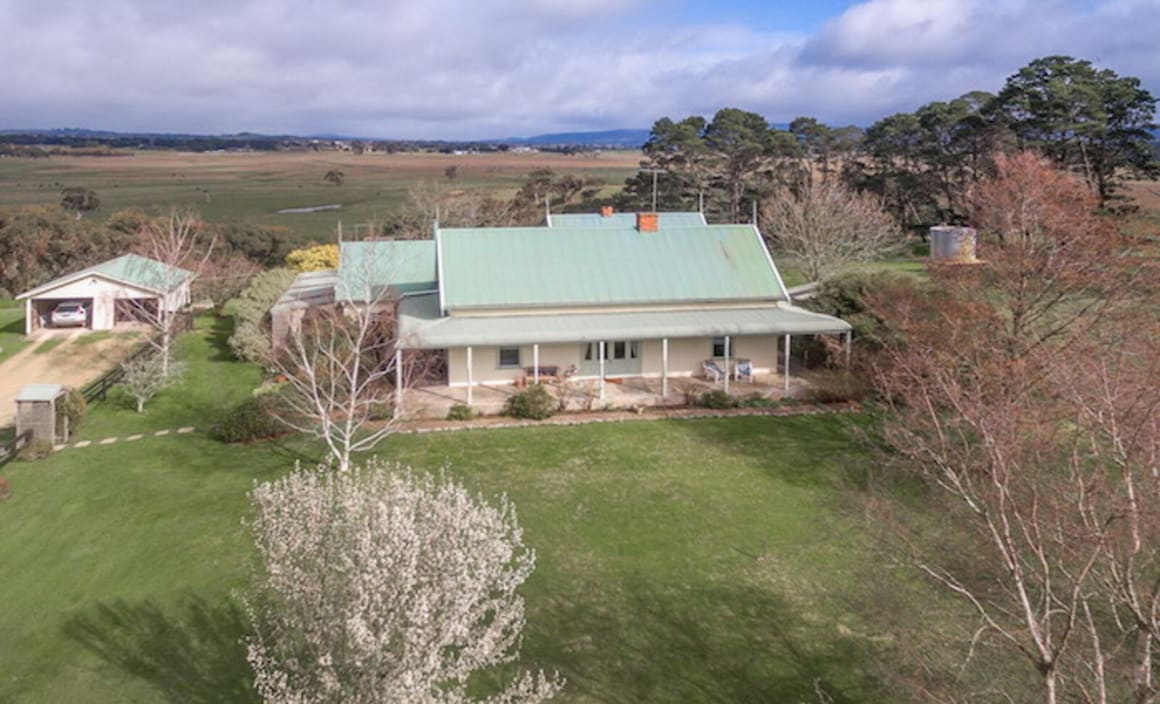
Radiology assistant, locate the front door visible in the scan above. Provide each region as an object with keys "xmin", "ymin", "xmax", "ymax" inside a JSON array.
[{"xmin": 578, "ymin": 340, "xmax": 643, "ymax": 377}]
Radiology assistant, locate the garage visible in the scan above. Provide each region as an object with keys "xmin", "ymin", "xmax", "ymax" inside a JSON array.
[{"xmin": 16, "ymin": 254, "xmax": 193, "ymax": 335}]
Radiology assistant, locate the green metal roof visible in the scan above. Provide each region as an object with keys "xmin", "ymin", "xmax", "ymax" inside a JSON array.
[
  {"xmin": 335, "ymin": 241, "xmax": 437, "ymax": 302},
  {"xmin": 17, "ymin": 254, "xmax": 192, "ymax": 299},
  {"xmin": 399, "ymin": 293, "xmax": 849, "ymax": 348},
  {"xmin": 548, "ymin": 212, "xmax": 707, "ymax": 228},
  {"xmin": 437, "ymin": 223, "xmax": 785, "ymax": 310}
]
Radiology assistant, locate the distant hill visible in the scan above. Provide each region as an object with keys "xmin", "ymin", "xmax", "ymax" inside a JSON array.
[{"xmin": 508, "ymin": 129, "xmax": 651, "ymax": 149}]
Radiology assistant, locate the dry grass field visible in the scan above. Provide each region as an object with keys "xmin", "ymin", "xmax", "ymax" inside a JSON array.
[{"xmin": 0, "ymin": 149, "xmax": 642, "ymax": 242}]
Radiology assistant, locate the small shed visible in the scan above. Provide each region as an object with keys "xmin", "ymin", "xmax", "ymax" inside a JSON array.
[{"xmin": 15, "ymin": 384, "xmax": 70, "ymax": 446}]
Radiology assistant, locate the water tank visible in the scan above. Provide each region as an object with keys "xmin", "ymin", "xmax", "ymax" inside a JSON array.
[{"xmin": 929, "ymin": 226, "xmax": 977, "ymax": 262}]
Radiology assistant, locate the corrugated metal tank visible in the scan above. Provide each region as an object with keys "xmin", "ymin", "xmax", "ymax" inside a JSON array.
[{"xmin": 929, "ymin": 226, "xmax": 977, "ymax": 262}]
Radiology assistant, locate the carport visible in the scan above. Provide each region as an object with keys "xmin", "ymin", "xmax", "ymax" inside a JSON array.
[{"xmin": 16, "ymin": 254, "xmax": 192, "ymax": 335}]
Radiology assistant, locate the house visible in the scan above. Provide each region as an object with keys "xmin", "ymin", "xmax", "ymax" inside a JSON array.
[
  {"xmin": 316, "ymin": 210, "xmax": 851, "ymax": 404},
  {"xmin": 15, "ymin": 254, "xmax": 193, "ymax": 335}
]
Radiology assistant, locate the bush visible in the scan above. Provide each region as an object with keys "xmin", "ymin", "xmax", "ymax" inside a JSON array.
[
  {"xmin": 210, "ymin": 395, "xmax": 290, "ymax": 443},
  {"xmin": 803, "ymin": 371, "xmax": 872, "ymax": 404},
  {"xmin": 226, "ymin": 268, "xmax": 298, "ymax": 362},
  {"xmin": 504, "ymin": 384, "xmax": 556, "ymax": 420},
  {"xmin": 367, "ymin": 399, "xmax": 395, "ymax": 421},
  {"xmin": 19, "ymin": 440, "xmax": 54, "ymax": 461},
  {"xmin": 699, "ymin": 389, "xmax": 736, "ymax": 409},
  {"xmin": 737, "ymin": 394, "xmax": 778, "ymax": 408},
  {"xmin": 446, "ymin": 404, "xmax": 474, "ymax": 421},
  {"xmin": 60, "ymin": 387, "xmax": 87, "ymax": 432},
  {"xmin": 0, "ymin": 476, "xmax": 10, "ymax": 501}
]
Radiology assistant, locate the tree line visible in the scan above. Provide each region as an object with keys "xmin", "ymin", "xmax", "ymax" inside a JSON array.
[{"xmin": 618, "ymin": 55, "xmax": 1157, "ymax": 231}]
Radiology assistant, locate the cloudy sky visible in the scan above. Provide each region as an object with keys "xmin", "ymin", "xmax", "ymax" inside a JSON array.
[{"xmin": 4, "ymin": 0, "xmax": 1158, "ymax": 139}]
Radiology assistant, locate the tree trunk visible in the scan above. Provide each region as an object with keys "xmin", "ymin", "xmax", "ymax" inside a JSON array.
[
  {"xmin": 1044, "ymin": 668, "xmax": 1057, "ymax": 704},
  {"xmin": 1135, "ymin": 628, "xmax": 1155, "ymax": 704},
  {"xmin": 137, "ymin": 398, "xmax": 144, "ymax": 413}
]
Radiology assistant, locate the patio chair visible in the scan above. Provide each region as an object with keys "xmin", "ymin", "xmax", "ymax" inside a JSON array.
[
  {"xmin": 702, "ymin": 359, "xmax": 726, "ymax": 383},
  {"xmin": 734, "ymin": 358, "xmax": 753, "ymax": 383}
]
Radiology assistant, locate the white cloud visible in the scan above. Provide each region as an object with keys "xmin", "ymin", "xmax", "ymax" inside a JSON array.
[{"xmin": 1, "ymin": 0, "xmax": 1157, "ymax": 137}]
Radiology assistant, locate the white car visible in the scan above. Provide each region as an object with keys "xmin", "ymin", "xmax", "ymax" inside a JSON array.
[{"xmin": 50, "ymin": 301, "xmax": 87, "ymax": 327}]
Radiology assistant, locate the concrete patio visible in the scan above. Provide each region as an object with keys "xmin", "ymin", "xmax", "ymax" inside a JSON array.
[{"xmin": 399, "ymin": 372, "xmax": 813, "ymax": 421}]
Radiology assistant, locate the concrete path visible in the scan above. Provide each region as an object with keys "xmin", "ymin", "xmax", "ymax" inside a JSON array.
[{"xmin": 55, "ymin": 427, "xmax": 196, "ymax": 451}]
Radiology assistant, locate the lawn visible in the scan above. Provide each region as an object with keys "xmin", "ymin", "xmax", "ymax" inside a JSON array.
[
  {"xmin": 0, "ymin": 301, "xmax": 31, "ymax": 364},
  {"xmin": 0, "ymin": 317, "xmax": 924, "ymax": 703}
]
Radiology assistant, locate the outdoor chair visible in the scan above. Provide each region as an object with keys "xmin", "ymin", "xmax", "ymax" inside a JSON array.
[
  {"xmin": 702, "ymin": 359, "xmax": 726, "ymax": 383},
  {"xmin": 734, "ymin": 358, "xmax": 753, "ymax": 383}
]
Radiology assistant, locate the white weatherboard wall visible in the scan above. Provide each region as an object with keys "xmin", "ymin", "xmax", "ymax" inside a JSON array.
[
  {"xmin": 444, "ymin": 336, "xmax": 781, "ymax": 386},
  {"xmin": 25, "ymin": 276, "xmax": 189, "ymax": 333}
]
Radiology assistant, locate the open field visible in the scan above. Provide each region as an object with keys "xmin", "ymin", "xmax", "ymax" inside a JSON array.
[
  {"xmin": 0, "ymin": 317, "xmax": 966, "ymax": 703},
  {"xmin": 0, "ymin": 150, "xmax": 642, "ymax": 243}
]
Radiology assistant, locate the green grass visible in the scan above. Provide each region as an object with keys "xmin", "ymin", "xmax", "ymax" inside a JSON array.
[
  {"xmin": 0, "ymin": 316, "xmax": 928, "ymax": 703},
  {"xmin": 0, "ymin": 301, "xmax": 31, "ymax": 363}
]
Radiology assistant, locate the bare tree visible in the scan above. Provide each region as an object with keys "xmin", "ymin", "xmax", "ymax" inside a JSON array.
[
  {"xmin": 246, "ymin": 460, "xmax": 564, "ymax": 704},
  {"xmin": 195, "ymin": 253, "xmax": 260, "ymax": 312},
  {"xmin": 130, "ymin": 209, "xmax": 216, "ymax": 376},
  {"xmin": 864, "ymin": 153, "xmax": 1153, "ymax": 703},
  {"xmin": 760, "ymin": 179, "xmax": 902, "ymax": 282},
  {"xmin": 262, "ymin": 241, "xmax": 442, "ymax": 471}
]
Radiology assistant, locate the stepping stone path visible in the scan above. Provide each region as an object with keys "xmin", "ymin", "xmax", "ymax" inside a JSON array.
[{"xmin": 54, "ymin": 428, "xmax": 197, "ymax": 450}]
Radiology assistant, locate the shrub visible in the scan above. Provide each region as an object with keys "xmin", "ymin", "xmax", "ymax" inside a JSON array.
[
  {"xmin": 367, "ymin": 400, "xmax": 395, "ymax": 421},
  {"xmin": 226, "ymin": 268, "xmax": 297, "ymax": 362},
  {"xmin": 699, "ymin": 389, "xmax": 736, "ymax": 409},
  {"xmin": 210, "ymin": 395, "xmax": 289, "ymax": 443},
  {"xmin": 19, "ymin": 440, "xmax": 54, "ymax": 461},
  {"xmin": 0, "ymin": 476, "xmax": 10, "ymax": 501},
  {"xmin": 446, "ymin": 404, "xmax": 474, "ymax": 421},
  {"xmin": 803, "ymin": 371, "xmax": 872, "ymax": 404},
  {"xmin": 285, "ymin": 243, "xmax": 340, "ymax": 272},
  {"xmin": 737, "ymin": 394, "xmax": 778, "ymax": 408},
  {"xmin": 60, "ymin": 387, "xmax": 87, "ymax": 432},
  {"xmin": 504, "ymin": 384, "xmax": 556, "ymax": 420}
]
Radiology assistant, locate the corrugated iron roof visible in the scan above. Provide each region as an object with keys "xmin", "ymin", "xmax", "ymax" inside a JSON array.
[
  {"xmin": 438, "ymin": 223, "xmax": 785, "ymax": 310},
  {"xmin": 399, "ymin": 293, "xmax": 848, "ymax": 348},
  {"xmin": 17, "ymin": 254, "xmax": 192, "ymax": 299},
  {"xmin": 16, "ymin": 384, "xmax": 67, "ymax": 402},
  {"xmin": 271, "ymin": 269, "xmax": 338, "ymax": 312},
  {"xmin": 548, "ymin": 212, "xmax": 707, "ymax": 228},
  {"xmin": 335, "ymin": 241, "xmax": 437, "ymax": 302}
]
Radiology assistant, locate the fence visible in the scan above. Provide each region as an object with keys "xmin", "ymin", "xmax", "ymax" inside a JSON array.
[
  {"xmin": 79, "ymin": 317, "xmax": 194, "ymax": 403},
  {"xmin": 0, "ymin": 429, "xmax": 32, "ymax": 468},
  {"xmin": 81, "ymin": 341, "xmax": 154, "ymax": 403}
]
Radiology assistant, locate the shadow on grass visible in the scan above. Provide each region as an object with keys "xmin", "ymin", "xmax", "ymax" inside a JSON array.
[
  {"xmin": 679, "ymin": 413, "xmax": 869, "ymax": 490},
  {"xmin": 205, "ymin": 315, "xmax": 237, "ymax": 362},
  {"xmin": 0, "ymin": 315, "xmax": 23, "ymax": 335},
  {"xmin": 533, "ymin": 581, "xmax": 884, "ymax": 703},
  {"xmin": 63, "ymin": 594, "xmax": 258, "ymax": 704}
]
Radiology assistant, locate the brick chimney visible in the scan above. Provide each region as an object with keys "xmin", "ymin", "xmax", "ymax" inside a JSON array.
[
  {"xmin": 636, "ymin": 212, "xmax": 658, "ymax": 233},
  {"xmin": 600, "ymin": 205, "xmax": 614, "ymax": 217}
]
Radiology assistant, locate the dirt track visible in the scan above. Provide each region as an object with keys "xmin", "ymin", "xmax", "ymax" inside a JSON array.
[{"xmin": 0, "ymin": 331, "xmax": 141, "ymax": 427}]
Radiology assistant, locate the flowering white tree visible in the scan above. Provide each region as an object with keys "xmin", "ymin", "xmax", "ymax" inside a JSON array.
[{"xmin": 246, "ymin": 460, "xmax": 563, "ymax": 704}]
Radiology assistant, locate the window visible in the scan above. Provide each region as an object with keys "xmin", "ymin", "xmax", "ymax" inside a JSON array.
[
  {"xmin": 498, "ymin": 346, "xmax": 521, "ymax": 368},
  {"xmin": 712, "ymin": 336, "xmax": 728, "ymax": 358}
]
